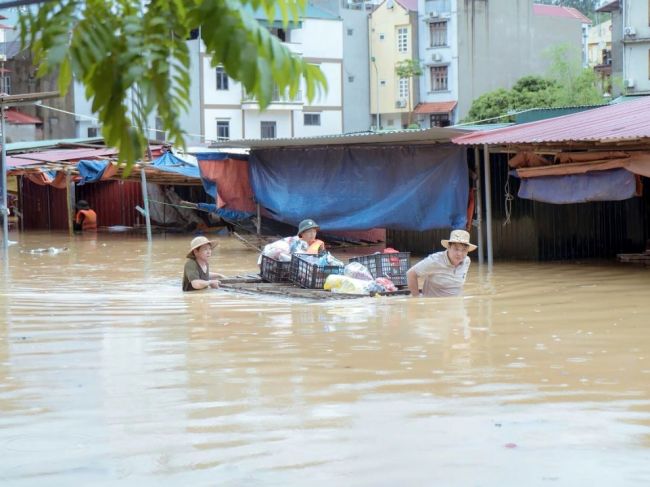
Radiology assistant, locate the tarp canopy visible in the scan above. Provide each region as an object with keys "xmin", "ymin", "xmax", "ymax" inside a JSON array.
[
  {"xmin": 151, "ymin": 151, "xmax": 200, "ymax": 178},
  {"xmin": 518, "ymin": 169, "xmax": 638, "ymax": 204},
  {"xmin": 197, "ymin": 154, "xmax": 256, "ymax": 221},
  {"xmin": 77, "ymin": 160, "xmax": 115, "ymax": 185},
  {"xmin": 249, "ymin": 145, "xmax": 468, "ymax": 231}
]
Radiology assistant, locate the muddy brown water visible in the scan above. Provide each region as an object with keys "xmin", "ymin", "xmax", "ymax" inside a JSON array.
[{"xmin": 1, "ymin": 232, "xmax": 649, "ymax": 486}]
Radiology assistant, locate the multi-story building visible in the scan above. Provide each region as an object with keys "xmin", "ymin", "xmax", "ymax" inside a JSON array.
[
  {"xmin": 368, "ymin": 0, "xmax": 419, "ymax": 130},
  {"xmin": 416, "ymin": 0, "xmax": 590, "ymax": 127},
  {"xmin": 201, "ymin": 5, "xmax": 345, "ymax": 142},
  {"xmin": 597, "ymin": 0, "xmax": 650, "ymax": 95}
]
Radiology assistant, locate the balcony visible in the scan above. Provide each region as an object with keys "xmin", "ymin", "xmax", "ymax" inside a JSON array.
[
  {"xmin": 241, "ymin": 88, "xmax": 303, "ymax": 110},
  {"xmin": 425, "ymin": 0, "xmax": 451, "ymax": 16}
]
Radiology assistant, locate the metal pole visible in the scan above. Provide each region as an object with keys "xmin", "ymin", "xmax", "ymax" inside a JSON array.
[
  {"xmin": 0, "ymin": 101, "xmax": 8, "ymax": 254},
  {"xmin": 65, "ymin": 169, "xmax": 74, "ymax": 236},
  {"xmin": 256, "ymin": 203, "xmax": 261, "ymax": 235},
  {"xmin": 140, "ymin": 163, "xmax": 152, "ymax": 242},
  {"xmin": 474, "ymin": 146, "xmax": 484, "ymax": 265},
  {"xmin": 482, "ymin": 144, "xmax": 493, "ymax": 267}
]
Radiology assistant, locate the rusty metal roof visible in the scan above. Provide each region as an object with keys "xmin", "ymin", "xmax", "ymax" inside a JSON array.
[
  {"xmin": 414, "ymin": 101, "xmax": 457, "ymax": 114},
  {"xmin": 452, "ymin": 96, "xmax": 650, "ymax": 146}
]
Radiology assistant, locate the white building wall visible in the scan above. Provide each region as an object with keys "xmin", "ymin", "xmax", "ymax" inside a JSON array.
[
  {"xmin": 622, "ymin": 0, "xmax": 650, "ymax": 94},
  {"xmin": 244, "ymin": 110, "xmax": 293, "ymax": 139},
  {"xmin": 293, "ymin": 109, "xmax": 342, "ymax": 136},
  {"xmin": 293, "ymin": 19, "xmax": 344, "ymax": 59},
  {"xmin": 204, "ymin": 108, "xmax": 244, "ymax": 141},
  {"xmin": 305, "ymin": 62, "xmax": 342, "ymax": 107}
]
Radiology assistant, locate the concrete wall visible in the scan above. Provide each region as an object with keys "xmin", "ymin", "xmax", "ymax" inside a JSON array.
[
  {"xmin": 340, "ymin": 9, "xmax": 371, "ymax": 132},
  {"xmin": 622, "ymin": 0, "xmax": 650, "ymax": 94}
]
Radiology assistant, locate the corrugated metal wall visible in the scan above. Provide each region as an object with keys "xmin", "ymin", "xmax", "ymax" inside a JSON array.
[
  {"xmin": 388, "ymin": 152, "xmax": 650, "ymax": 260},
  {"xmin": 21, "ymin": 177, "xmax": 144, "ymax": 230}
]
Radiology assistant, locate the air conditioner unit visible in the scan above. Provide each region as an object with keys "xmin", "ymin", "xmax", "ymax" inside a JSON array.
[
  {"xmin": 624, "ymin": 26, "xmax": 636, "ymax": 36},
  {"xmin": 624, "ymin": 78, "xmax": 635, "ymax": 88},
  {"xmin": 432, "ymin": 53, "xmax": 442, "ymax": 62},
  {"xmin": 429, "ymin": 11, "xmax": 439, "ymax": 18},
  {"xmin": 395, "ymin": 99, "xmax": 407, "ymax": 108}
]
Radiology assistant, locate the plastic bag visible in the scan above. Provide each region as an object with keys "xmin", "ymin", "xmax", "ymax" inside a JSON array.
[
  {"xmin": 344, "ymin": 262, "xmax": 373, "ymax": 281},
  {"xmin": 375, "ymin": 277, "xmax": 397, "ymax": 292},
  {"xmin": 324, "ymin": 274, "xmax": 371, "ymax": 294},
  {"xmin": 260, "ymin": 236, "xmax": 308, "ymax": 264}
]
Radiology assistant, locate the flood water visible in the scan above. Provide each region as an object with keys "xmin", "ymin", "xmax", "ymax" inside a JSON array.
[{"xmin": 1, "ymin": 231, "xmax": 649, "ymax": 486}]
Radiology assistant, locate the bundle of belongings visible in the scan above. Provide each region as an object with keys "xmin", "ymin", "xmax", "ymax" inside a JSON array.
[
  {"xmin": 324, "ymin": 261, "xmax": 398, "ymax": 295},
  {"xmin": 259, "ymin": 236, "xmax": 308, "ymax": 263}
]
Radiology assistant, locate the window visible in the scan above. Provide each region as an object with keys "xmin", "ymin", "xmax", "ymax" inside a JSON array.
[
  {"xmin": 399, "ymin": 77, "xmax": 409, "ymax": 98},
  {"xmin": 347, "ymin": 28, "xmax": 354, "ymax": 36},
  {"xmin": 304, "ymin": 113, "xmax": 321, "ymax": 126},
  {"xmin": 1, "ymin": 75, "xmax": 11, "ymax": 94},
  {"xmin": 397, "ymin": 27, "xmax": 408, "ymax": 53},
  {"xmin": 430, "ymin": 114, "xmax": 450, "ymax": 127},
  {"xmin": 380, "ymin": 80, "xmax": 387, "ymax": 87},
  {"xmin": 87, "ymin": 127, "xmax": 98, "ymax": 137},
  {"xmin": 429, "ymin": 21, "xmax": 447, "ymax": 47},
  {"xmin": 430, "ymin": 65, "xmax": 448, "ymax": 91},
  {"xmin": 216, "ymin": 67, "xmax": 229, "ymax": 90},
  {"xmin": 155, "ymin": 116, "xmax": 166, "ymax": 141},
  {"xmin": 379, "ymin": 33, "xmax": 385, "ymax": 41},
  {"xmin": 261, "ymin": 121, "xmax": 276, "ymax": 139},
  {"xmin": 270, "ymin": 28, "xmax": 287, "ymax": 42},
  {"xmin": 348, "ymin": 75, "xmax": 355, "ymax": 82},
  {"xmin": 216, "ymin": 120, "xmax": 230, "ymax": 140}
]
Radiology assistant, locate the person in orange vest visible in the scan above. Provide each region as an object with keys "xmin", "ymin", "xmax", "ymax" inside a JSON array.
[
  {"xmin": 74, "ymin": 200, "xmax": 97, "ymax": 232},
  {"xmin": 298, "ymin": 219, "xmax": 325, "ymax": 254}
]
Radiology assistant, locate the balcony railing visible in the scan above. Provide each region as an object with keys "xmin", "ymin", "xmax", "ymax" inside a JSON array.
[
  {"xmin": 242, "ymin": 88, "xmax": 303, "ymax": 104},
  {"xmin": 425, "ymin": 0, "xmax": 451, "ymax": 15}
]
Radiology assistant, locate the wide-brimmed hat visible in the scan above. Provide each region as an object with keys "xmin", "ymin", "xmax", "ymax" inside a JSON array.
[
  {"xmin": 441, "ymin": 229, "xmax": 477, "ymax": 252},
  {"xmin": 298, "ymin": 219, "xmax": 319, "ymax": 236},
  {"xmin": 76, "ymin": 200, "xmax": 90, "ymax": 210},
  {"xmin": 187, "ymin": 236, "xmax": 217, "ymax": 258}
]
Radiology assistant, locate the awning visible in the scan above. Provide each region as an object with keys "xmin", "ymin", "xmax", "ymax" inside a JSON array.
[
  {"xmin": 5, "ymin": 109, "xmax": 42, "ymax": 125},
  {"xmin": 414, "ymin": 101, "xmax": 457, "ymax": 114}
]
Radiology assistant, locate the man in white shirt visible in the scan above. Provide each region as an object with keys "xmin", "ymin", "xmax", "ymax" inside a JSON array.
[{"xmin": 406, "ymin": 229, "xmax": 477, "ymax": 297}]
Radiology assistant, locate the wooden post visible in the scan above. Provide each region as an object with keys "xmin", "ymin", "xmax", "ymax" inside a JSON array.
[
  {"xmin": 474, "ymin": 146, "xmax": 484, "ymax": 265},
  {"xmin": 483, "ymin": 144, "xmax": 493, "ymax": 267}
]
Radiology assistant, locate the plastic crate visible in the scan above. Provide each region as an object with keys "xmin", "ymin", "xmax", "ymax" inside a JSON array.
[
  {"xmin": 348, "ymin": 251, "xmax": 411, "ymax": 286},
  {"xmin": 289, "ymin": 253, "xmax": 345, "ymax": 289},
  {"xmin": 260, "ymin": 254, "xmax": 292, "ymax": 283}
]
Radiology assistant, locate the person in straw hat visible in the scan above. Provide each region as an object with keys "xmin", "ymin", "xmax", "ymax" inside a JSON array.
[
  {"xmin": 406, "ymin": 229, "xmax": 477, "ymax": 297},
  {"xmin": 182, "ymin": 236, "xmax": 225, "ymax": 291}
]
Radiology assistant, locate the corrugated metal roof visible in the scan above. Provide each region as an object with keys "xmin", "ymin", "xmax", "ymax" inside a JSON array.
[
  {"xmin": 533, "ymin": 4, "xmax": 592, "ymax": 23},
  {"xmin": 6, "ymin": 137, "xmax": 105, "ymax": 153},
  {"xmin": 5, "ymin": 109, "xmax": 42, "ymax": 125},
  {"xmin": 395, "ymin": 0, "xmax": 418, "ymax": 12},
  {"xmin": 596, "ymin": 0, "xmax": 619, "ymax": 13},
  {"xmin": 211, "ymin": 127, "xmax": 468, "ymax": 149},
  {"xmin": 452, "ymin": 95, "xmax": 650, "ymax": 146}
]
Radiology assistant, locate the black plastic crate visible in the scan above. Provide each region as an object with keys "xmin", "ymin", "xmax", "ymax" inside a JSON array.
[
  {"xmin": 348, "ymin": 252, "xmax": 411, "ymax": 286},
  {"xmin": 289, "ymin": 253, "xmax": 345, "ymax": 289},
  {"xmin": 260, "ymin": 254, "xmax": 292, "ymax": 283}
]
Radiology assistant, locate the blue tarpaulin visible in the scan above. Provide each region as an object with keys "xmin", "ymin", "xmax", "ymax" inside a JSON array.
[
  {"xmin": 152, "ymin": 152, "xmax": 200, "ymax": 178},
  {"xmin": 77, "ymin": 160, "xmax": 110, "ymax": 185},
  {"xmin": 249, "ymin": 145, "xmax": 468, "ymax": 231},
  {"xmin": 518, "ymin": 169, "xmax": 637, "ymax": 204}
]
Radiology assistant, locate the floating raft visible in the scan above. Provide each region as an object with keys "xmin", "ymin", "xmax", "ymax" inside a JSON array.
[
  {"xmin": 617, "ymin": 252, "xmax": 650, "ymax": 264},
  {"xmin": 220, "ymin": 275, "xmax": 411, "ymax": 300}
]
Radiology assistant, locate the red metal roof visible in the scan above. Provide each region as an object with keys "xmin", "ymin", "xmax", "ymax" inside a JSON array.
[
  {"xmin": 533, "ymin": 4, "xmax": 592, "ymax": 24},
  {"xmin": 0, "ymin": 23, "xmax": 14, "ymax": 30},
  {"xmin": 395, "ymin": 0, "xmax": 418, "ymax": 12},
  {"xmin": 7, "ymin": 156, "xmax": 40, "ymax": 168},
  {"xmin": 5, "ymin": 109, "xmax": 42, "ymax": 125},
  {"xmin": 452, "ymin": 96, "xmax": 650, "ymax": 146},
  {"xmin": 414, "ymin": 101, "xmax": 457, "ymax": 114}
]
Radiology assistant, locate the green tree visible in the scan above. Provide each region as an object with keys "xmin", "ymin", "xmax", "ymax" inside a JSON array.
[
  {"xmin": 464, "ymin": 45, "xmax": 604, "ymax": 123},
  {"xmin": 19, "ymin": 0, "xmax": 327, "ymax": 169},
  {"xmin": 395, "ymin": 59, "xmax": 423, "ymax": 126}
]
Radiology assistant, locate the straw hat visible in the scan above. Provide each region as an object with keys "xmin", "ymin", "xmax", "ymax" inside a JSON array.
[
  {"xmin": 187, "ymin": 236, "xmax": 217, "ymax": 258},
  {"xmin": 298, "ymin": 219, "xmax": 319, "ymax": 236},
  {"xmin": 441, "ymin": 229, "xmax": 477, "ymax": 252}
]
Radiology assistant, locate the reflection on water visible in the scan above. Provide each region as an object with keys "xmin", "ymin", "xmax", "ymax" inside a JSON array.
[{"xmin": 1, "ymin": 231, "xmax": 650, "ymax": 486}]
